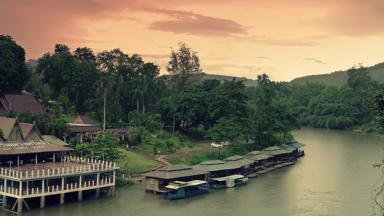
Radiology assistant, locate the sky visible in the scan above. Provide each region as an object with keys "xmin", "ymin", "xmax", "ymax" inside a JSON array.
[{"xmin": 1, "ymin": 0, "xmax": 384, "ymax": 81}]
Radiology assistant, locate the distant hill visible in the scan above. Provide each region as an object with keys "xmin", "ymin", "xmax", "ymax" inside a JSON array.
[
  {"xmin": 202, "ymin": 73, "xmax": 258, "ymax": 87},
  {"xmin": 290, "ymin": 63, "xmax": 384, "ymax": 86}
]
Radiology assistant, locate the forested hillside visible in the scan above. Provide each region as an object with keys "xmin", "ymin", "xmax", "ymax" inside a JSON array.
[{"xmin": 291, "ymin": 63, "xmax": 384, "ymax": 86}]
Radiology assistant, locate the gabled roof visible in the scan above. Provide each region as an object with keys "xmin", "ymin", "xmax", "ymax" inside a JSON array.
[
  {"xmin": 19, "ymin": 123, "xmax": 33, "ymax": 138},
  {"xmin": 74, "ymin": 115, "xmax": 95, "ymax": 125},
  {"xmin": 2, "ymin": 94, "xmax": 45, "ymax": 114},
  {"xmin": 0, "ymin": 117, "xmax": 73, "ymax": 155},
  {"xmin": 0, "ymin": 116, "xmax": 16, "ymax": 139}
]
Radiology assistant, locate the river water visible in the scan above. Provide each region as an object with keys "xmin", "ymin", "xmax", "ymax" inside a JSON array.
[{"xmin": 4, "ymin": 128, "xmax": 384, "ymax": 216}]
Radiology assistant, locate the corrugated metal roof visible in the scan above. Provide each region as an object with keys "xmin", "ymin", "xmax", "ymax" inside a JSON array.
[
  {"xmin": 194, "ymin": 160, "xmax": 238, "ymax": 172},
  {"xmin": 224, "ymin": 156, "xmax": 254, "ymax": 168},
  {"xmin": 144, "ymin": 166, "xmax": 208, "ymax": 180},
  {"xmin": 0, "ymin": 142, "xmax": 73, "ymax": 155}
]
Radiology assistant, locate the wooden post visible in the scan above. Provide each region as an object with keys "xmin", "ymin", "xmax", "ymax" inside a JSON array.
[
  {"xmin": 40, "ymin": 196, "xmax": 45, "ymax": 208},
  {"xmin": 53, "ymin": 152, "xmax": 56, "ymax": 163},
  {"xmin": 61, "ymin": 177, "xmax": 64, "ymax": 191},
  {"xmin": 78, "ymin": 191, "xmax": 83, "ymax": 201},
  {"xmin": 95, "ymin": 173, "xmax": 100, "ymax": 199},
  {"xmin": 35, "ymin": 154, "xmax": 38, "ymax": 165},
  {"xmin": 60, "ymin": 193, "xmax": 65, "ymax": 205},
  {"xmin": 2, "ymin": 195, "xmax": 7, "ymax": 208},
  {"xmin": 19, "ymin": 180, "xmax": 22, "ymax": 196},
  {"xmin": 17, "ymin": 198, "xmax": 23, "ymax": 213},
  {"xmin": 78, "ymin": 175, "xmax": 83, "ymax": 201}
]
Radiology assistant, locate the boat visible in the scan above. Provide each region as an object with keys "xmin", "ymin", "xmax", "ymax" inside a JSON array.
[
  {"xmin": 163, "ymin": 180, "xmax": 209, "ymax": 200},
  {"xmin": 210, "ymin": 174, "xmax": 248, "ymax": 189}
]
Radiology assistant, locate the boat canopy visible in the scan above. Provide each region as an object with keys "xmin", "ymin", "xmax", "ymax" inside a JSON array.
[
  {"xmin": 211, "ymin": 174, "xmax": 245, "ymax": 182},
  {"xmin": 165, "ymin": 180, "xmax": 207, "ymax": 190}
]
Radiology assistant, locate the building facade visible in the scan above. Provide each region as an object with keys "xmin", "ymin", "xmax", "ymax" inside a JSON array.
[{"xmin": 0, "ymin": 117, "xmax": 118, "ymax": 213}]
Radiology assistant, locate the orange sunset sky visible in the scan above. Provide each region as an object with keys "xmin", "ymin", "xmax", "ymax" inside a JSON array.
[{"xmin": 1, "ymin": 0, "xmax": 384, "ymax": 81}]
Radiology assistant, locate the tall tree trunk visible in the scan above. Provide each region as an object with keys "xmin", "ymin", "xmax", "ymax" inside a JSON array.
[
  {"xmin": 172, "ymin": 114, "xmax": 175, "ymax": 134},
  {"xmin": 136, "ymin": 97, "xmax": 140, "ymax": 112},
  {"xmin": 142, "ymin": 92, "xmax": 145, "ymax": 113}
]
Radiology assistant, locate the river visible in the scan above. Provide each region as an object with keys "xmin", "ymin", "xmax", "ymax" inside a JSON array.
[{"xmin": 3, "ymin": 128, "xmax": 384, "ymax": 216}]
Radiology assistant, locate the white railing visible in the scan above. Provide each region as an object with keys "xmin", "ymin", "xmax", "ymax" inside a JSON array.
[
  {"xmin": 0, "ymin": 157, "xmax": 117, "ymax": 179},
  {"xmin": 0, "ymin": 176, "xmax": 114, "ymax": 197}
]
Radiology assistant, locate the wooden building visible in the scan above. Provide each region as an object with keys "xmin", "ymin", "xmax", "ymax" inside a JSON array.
[
  {"xmin": 0, "ymin": 93, "xmax": 46, "ymax": 116},
  {"xmin": 193, "ymin": 160, "xmax": 239, "ymax": 178},
  {"xmin": 67, "ymin": 115, "xmax": 102, "ymax": 143},
  {"xmin": 223, "ymin": 155, "xmax": 254, "ymax": 175},
  {"xmin": 0, "ymin": 117, "xmax": 118, "ymax": 213},
  {"xmin": 143, "ymin": 165, "xmax": 208, "ymax": 193}
]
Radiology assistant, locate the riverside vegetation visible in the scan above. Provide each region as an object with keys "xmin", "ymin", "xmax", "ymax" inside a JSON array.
[{"xmin": 1, "ymin": 34, "xmax": 384, "ymax": 172}]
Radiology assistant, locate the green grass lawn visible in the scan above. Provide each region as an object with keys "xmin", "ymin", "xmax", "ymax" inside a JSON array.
[{"xmin": 116, "ymin": 148, "xmax": 159, "ymax": 173}]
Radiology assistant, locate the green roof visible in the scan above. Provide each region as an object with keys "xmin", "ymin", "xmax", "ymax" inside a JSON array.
[
  {"xmin": 194, "ymin": 160, "xmax": 237, "ymax": 172},
  {"xmin": 246, "ymin": 153, "xmax": 272, "ymax": 161},
  {"xmin": 224, "ymin": 155, "xmax": 243, "ymax": 161},
  {"xmin": 246, "ymin": 150, "xmax": 263, "ymax": 156},
  {"xmin": 263, "ymin": 146, "xmax": 283, "ymax": 152},
  {"xmin": 42, "ymin": 135, "xmax": 69, "ymax": 146},
  {"xmin": 144, "ymin": 165, "xmax": 208, "ymax": 179},
  {"xmin": 224, "ymin": 156, "xmax": 254, "ymax": 168}
]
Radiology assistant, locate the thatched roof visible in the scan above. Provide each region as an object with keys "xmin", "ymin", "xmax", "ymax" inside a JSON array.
[
  {"xmin": 0, "ymin": 117, "xmax": 16, "ymax": 139},
  {"xmin": 19, "ymin": 123, "xmax": 33, "ymax": 138},
  {"xmin": 144, "ymin": 165, "xmax": 208, "ymax": 180}
]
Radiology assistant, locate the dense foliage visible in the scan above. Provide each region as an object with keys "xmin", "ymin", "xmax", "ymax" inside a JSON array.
[
  {"xmin": 0, "ymin": 35, "xmax": 28, "ymax": 93},
  {"xmin": 281, "ymin": 67, "xmax": 382, "ymax": 131},
  {"xmin": 4, "ymin": 34, "xmax": 382, "ymax": 156}
]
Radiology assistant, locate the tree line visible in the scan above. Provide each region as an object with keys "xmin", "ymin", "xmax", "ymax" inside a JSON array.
[{"xmin": 0, "ymin": 35, "xmax": 302, "ymax": 153}]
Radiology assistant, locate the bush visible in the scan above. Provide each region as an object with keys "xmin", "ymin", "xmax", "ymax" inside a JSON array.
[{"xmin": 187, "ymin": 127, "xmax": 207, "ymax": 139}]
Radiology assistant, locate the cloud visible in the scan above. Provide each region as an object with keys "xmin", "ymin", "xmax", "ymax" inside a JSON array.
[
  {"xmin": 237, "ymin": 35, "xmax": 319, "ymax": 46},
  {"xmin": 204, "ymin": 63, "xmax": 273, "ymax": 74},
  {"xmin": 142, "ymin": 54, "xmax": 170, "ymax": 60},
  {"xmin": 304, "ymin": 58, "xmax": 326, "ymax": 65},
  {"xmin": 142, "ymin": 8, "xmax": 248, "ymax": 37}
]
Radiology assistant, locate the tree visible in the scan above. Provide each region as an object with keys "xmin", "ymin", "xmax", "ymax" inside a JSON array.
[
  {"xmin": 167, "ymin": 42, "xmax": 203, "ymax": 91},
  {"xmin": 207, "ymin": 118, "xmax": 241, "ymax": 143},
  {"xmin": 46, "ymin": 118, "xmax": 68, "ymax": 139},
  {"xmin": 0, "ymin": 35, "xmax": 28, "ymax": 93},
  {"xmin": 75, "ymin": 134, "xmax": 121, "ymax": 161},
  {"xmin": 37, "ymin": 44, "xmax": 101, "ymax": 113},
  {"xmin": 74, "ymin": 47, "xmax": 96, "ymax": 63}
]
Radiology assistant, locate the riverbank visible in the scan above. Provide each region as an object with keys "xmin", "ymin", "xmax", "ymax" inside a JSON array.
[{"xmin": 9, "ymin": 128, "xmax": 383, "ymax": 216}]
